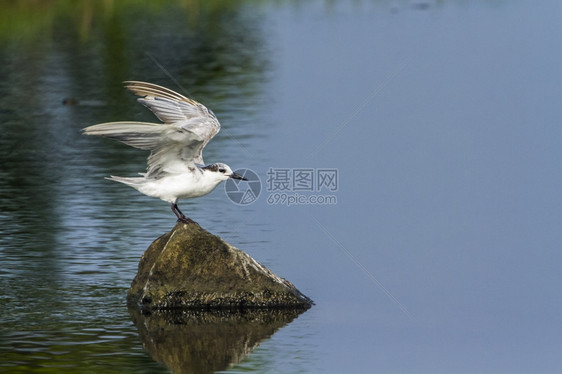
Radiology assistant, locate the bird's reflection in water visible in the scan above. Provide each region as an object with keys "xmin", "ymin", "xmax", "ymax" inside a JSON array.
[{"xmin": 129, "ymin": 307, "xmax": 308, "ymax": 374}]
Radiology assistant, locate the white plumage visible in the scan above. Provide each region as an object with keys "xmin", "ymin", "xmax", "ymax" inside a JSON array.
[{"xmin": 83, "ymin": 81, "xmax": 246, "ymax": 222}]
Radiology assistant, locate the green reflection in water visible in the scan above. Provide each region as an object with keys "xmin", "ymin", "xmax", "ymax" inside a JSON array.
[
  {"xmin": 0, "ymin": 0, "xmax": 272, "ymax": 372},
  {"xmin": 0, "ymin": 0, "xmax": 245, "ymax": 44}
]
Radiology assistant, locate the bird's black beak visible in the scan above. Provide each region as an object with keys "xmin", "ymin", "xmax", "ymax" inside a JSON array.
[{"xmin": 230, "ymin": 172, "xmax": 248, "ymax": 181}]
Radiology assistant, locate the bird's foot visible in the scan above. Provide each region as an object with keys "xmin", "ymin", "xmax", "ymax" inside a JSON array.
[{"xmin": 177, "ymin": 215, "xmax": 196, "ymax": 224}]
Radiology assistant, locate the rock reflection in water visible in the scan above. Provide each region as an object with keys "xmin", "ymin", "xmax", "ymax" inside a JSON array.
[{"xmin": 128, "ymin": 307, "xmax": 307, "ymax": 374}]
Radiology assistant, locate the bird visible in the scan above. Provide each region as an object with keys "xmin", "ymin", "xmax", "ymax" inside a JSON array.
[{"xmin": 83, "ymin": 81, "xmax": 247, "ymax": 223}]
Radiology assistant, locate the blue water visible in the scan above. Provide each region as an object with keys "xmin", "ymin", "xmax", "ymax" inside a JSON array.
[{"xmin": 1, "ymin": 1, "xmax": 562, "ymax": 373}]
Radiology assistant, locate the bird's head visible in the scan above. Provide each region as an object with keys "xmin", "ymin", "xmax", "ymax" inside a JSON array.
[{"xmin": 202, "ymin": 163, "xmax": 247, "ymax": 182}]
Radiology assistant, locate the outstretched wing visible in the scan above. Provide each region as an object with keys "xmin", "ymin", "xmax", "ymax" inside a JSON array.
[
  {"xmin": 83, "ymin": 81, "xmax": 221, "ymax": 178},
  {"xmin": 124, "ymin": 81, "xmax": 221, "ymax": 167}
]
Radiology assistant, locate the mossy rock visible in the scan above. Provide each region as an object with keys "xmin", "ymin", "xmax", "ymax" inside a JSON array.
[{"xmin": 127, "ymin": 222, "xmax": 313, "ymax": 310}]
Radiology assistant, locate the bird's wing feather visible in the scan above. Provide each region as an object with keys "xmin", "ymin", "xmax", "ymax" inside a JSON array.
[
  {"xmin": 83, "ymin": 81, "xmax": 222, "ymax": 178},
  {"xmin": 82, "ymin": 121, "xmax": 168, "ymax": 150},
  {"xmin": 124, "ymin": 81, "xmax": 220, "ymax": 128},
  {"xmin": 82, "ymin": 121, "xmax": 205, "ymax": 178}
]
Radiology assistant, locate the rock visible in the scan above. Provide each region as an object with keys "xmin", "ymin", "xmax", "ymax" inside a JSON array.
[{"xmin": 127, "ymin": 222, "xmax": 313, "ymax": 310}]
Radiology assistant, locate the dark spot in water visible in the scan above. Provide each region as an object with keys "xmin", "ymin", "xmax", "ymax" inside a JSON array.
[{"xmin": 62, "ymin": 97, "xmax": 78, "ymax": 106}]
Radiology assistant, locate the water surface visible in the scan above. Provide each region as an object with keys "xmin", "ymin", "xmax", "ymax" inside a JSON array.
[{"xmin": 1, "ymin": 1, "xmax": 562, "ymax": 373}]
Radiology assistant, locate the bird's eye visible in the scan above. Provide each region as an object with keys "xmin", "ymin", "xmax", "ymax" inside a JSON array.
[{"xmin": 219, "ymin": 168, "xmax": 226, "ymax": 173}]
